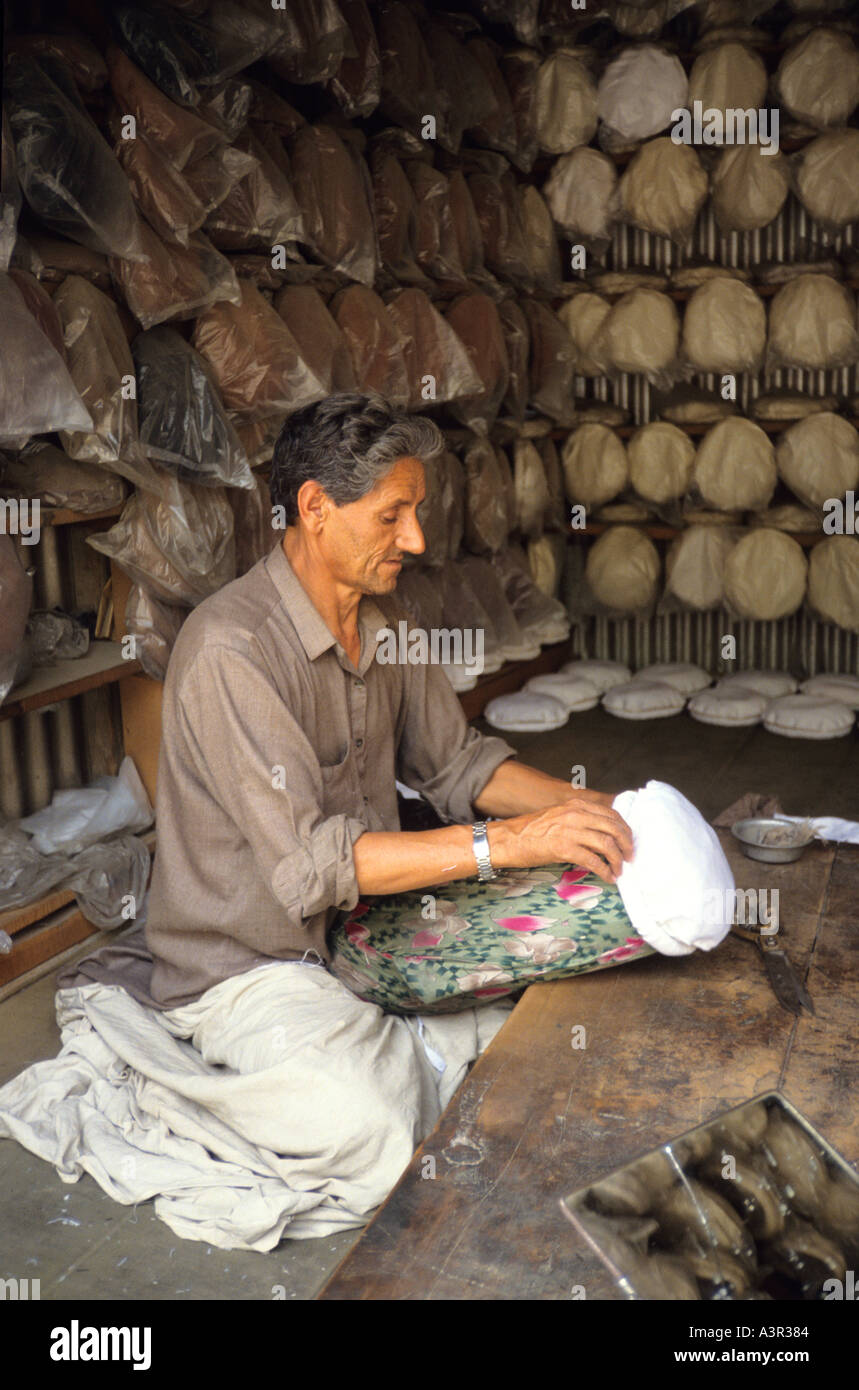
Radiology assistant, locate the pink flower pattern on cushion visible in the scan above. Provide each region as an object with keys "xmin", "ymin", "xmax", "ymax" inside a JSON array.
[
  {"xmin": 400, "ymin": 900, "xmax": 470, "ymax": 952},
  {"xmin": 506, "ymin": 932, "xmax": 574, "ymax": 965},
  {"xmin": 492, "ymin": 914, "xmax": 559, "ymax": 933},
  {"xmin": 485, "ymin": 868, "xmax": 560, "ymax": 898},
  {"xmin": 555, "ymin": 869, "xmax": 604, "ymax": 907},
  {"xmin": 598, "ymin": 936, "xmax": 647, "ymax": 963}
]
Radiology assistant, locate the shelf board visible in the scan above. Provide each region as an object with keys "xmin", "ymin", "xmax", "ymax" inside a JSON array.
[
  {"xmin": 0, "ymin": 640, "xmax": 142, "ymax": 722},
  {"xmin": 42, "ymin": 503, "xmax": 124, "ymax": 527},
  {"xmin": 570, "ymin": 522, "xmax": 826, "ymax": 548}
]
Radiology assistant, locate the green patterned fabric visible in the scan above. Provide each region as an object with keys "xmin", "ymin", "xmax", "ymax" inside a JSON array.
[{"xmin": 328, "ymin": 865, "xmax": 654, "ymax": 1014}]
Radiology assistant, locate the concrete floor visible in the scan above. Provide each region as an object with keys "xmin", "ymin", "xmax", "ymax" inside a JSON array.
[{"xmin": 1, "ymin": 708, "xmax": 857, "ymax": 1300}]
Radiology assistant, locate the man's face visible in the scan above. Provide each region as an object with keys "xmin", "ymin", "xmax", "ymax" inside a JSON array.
[{"xmin": 319, "ymin": 456, "xmax": 427, "ymax": 595}]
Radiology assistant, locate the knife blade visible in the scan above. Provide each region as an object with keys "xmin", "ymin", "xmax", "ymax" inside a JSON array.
[{"xmin": 731, "ymin": 924, "xmax": 815, "ymax": 1016}]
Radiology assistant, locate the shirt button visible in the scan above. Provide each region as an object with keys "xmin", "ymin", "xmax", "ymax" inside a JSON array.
[{"xmin": 356, "ymin": 738, "xmax": 364, "ymax": 749}]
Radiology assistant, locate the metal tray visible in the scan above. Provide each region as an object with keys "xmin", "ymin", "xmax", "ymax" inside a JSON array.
[{"xmin": 560, "ymin": 1093, "xmax": 859, "ymax": 1300}]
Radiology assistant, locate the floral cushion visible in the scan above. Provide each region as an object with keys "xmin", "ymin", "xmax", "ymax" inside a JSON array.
[{"xmin": 328, "ymin": 865, "xmax": 654, "ymax": 1014}]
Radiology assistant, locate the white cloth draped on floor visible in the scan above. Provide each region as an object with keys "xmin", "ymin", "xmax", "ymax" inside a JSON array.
[{"xmin": 0, "ymin": 960, "xmax": 512, "ymax": 1252}]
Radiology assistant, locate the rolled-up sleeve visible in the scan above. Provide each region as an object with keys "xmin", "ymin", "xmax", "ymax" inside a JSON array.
[
  {"xmin": 396, "ymin": 657, "xmax": 516, "ymax": 824},
  {"xmin": 179, "ymin": 645, "xmax": 367, "ymax": 924}
]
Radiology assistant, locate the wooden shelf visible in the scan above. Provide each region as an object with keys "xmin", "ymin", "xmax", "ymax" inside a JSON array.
[
  {"xmin": 42, "ymin": 503, "xmax": 124, "ymax": 527},
  {"xmin": 0, "ymin": 829, "xmax": 156, "ymax": 989},
  {"xmin": 0, "ymin": 640, "xmax": 142, "ymax": 722},
  {"xmin": 570, "ymin": 522, "xmax": 826, "ymax": 548}
]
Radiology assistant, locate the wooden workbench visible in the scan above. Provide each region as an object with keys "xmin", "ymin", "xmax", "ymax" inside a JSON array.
[{"xmin": 318, "ymin": 835, "xmax": 859, "ymax": 1301}]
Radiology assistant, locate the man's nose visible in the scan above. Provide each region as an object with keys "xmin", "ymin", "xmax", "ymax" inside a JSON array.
[{"xmin": 397, "ymin": 512, "xmax": 425, "ymax": 555}]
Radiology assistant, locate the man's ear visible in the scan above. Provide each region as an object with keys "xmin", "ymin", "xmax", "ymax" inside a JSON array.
[{"xmin": 295, "ymin": 479, "xmax": 331, "ymax": 533}]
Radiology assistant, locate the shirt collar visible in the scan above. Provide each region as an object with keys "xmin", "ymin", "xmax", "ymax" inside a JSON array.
[{"xmin": 264, "ymin": 542, "xmax": 388, "ymax": 674}]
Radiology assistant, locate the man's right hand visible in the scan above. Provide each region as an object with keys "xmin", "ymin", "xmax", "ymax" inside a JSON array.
[{"xmin": 488, "ymin": 797, "xmax": 635, "ymax": 884}]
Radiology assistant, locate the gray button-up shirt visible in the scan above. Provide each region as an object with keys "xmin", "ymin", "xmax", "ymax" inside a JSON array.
[{"xmin": 145, "ymin": 543, "xmax": 516, "ymax": 1007}]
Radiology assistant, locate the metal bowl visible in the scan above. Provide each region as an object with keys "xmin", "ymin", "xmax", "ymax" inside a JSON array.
[{"xmin": 731, "ymin": 817, "xmax": 815, "ymax": 863}]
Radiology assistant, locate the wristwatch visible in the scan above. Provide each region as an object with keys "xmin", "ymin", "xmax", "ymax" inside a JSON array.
[{"xmin": 472, "ymin": 821, "xmax": 497, "ymax": 881}]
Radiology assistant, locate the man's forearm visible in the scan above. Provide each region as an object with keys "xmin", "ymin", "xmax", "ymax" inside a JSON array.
[
  {"xmin": 472, "ymin": 757, "xmax": 588, "ymax": 817},
  {"xmin": 351, "ymin": 760, "xmax": 627, "ymax": 896}
]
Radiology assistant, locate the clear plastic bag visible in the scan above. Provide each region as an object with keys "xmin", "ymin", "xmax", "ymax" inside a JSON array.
[
  {"xmin": 712, "ymin": 144, "xmax": 790, "ymax": 233},
  {"xmin": 377, "ymin": 0, "xmax": 437, "ymax": 132},
  {"xmin": 329, "ymin": 284, "xmax": 411, "ymax": 407},
  {"xmin": 0, "ymin": 536, "xmax": 33, "ymax": 705},
  {"xmin": 619, "ymin": 138, "xmax": 709, "ymax": 243},
  {"xmin": 114, "ymin": 128, "xmax": 208, "ymax": 247},
  {"xmin": 445, "ymin": 292, "xmax": 509, "ymax": 436},
  {"xmin": 406, "ymin": 162, "xmax": 469, "ymax": 291},
  {"xmin": 795, "ymin": 130, "xmax": 859, "ymax": 234},
  {"xmin": 500, "ymin": 47, "xmax": 540, "ymax": 175},
  {"xmin": 766, "ymin": 275, "xmax": 859, "ymax": 371},
  {"xmin": 290, "ymin": 123, "xmax": 378, "ymax": 286},
  {"xmin": 0, "ymin": 820, "xmax": 75, "ymax": 910},
  {"xmin": 8, "ymin": 30, "xmax": 108, "ymax": 91},
  {"xmin": 106, "ymin": 43, "xmax": 225, "ymax": 170},
  {"xmin": 467, "ymin": 36, "xmax": 519, "ymax": 160},
  {"xmin": 446, "ymin": 169, "xmax": 496, "ymax": 292},
  {"xmin": 386, "ymin": 289, "xmax": 483, "ymax": 411},
  {"xmin": 132, "ymin": 326, "xmax": 253, "ymax": 489},
  {"xmin": 498, "ymin": 298, "xmax": 530, "ymax": 421},
  {"xmin": 198, "ymin": 78, "xmax": 253, "ymax": 140},
  {"xmin": 563, "ymin": 423, "xmax": 630, "ymax": 508},
  {"xmin": 204, "ymin": 129, "xmax": 304, "ymax": 251},
  {"xmin": 0, "ymin": 273, "xmax": 92, "ymax": 447},
  {"xmin": 493, "ymin": 542, "xmax": 570, "ymax": 643},
  {"xmin": 7, "ymin": 267, "xmax": 66, "ymax": 359},
  {"xmin": 458, "ymin": 554, "xmax": 539, "ymax": 662},
  {"xmin": 557, "ymin": 291, "xmax": 611, "ymax": 376},
  {"xmin": 468, "ymin": 169, "xmax": 533, "ymax": 289},
  {"xmin": 110, "ymin": 223, "xmax": 242, "ymax": 331},
  {"xmin": 0, "ymin": 110, "xmax": 23, "ymax": 273},
  {"xmin": 523, "ymin": 301, "xmax": 577, "ymax": 426},
  {"xmin": 180, "ymin": 142, "xmax": 258, "ymax": 217},
  {"xmin": 6, "ymin": 53, "xmax": 146, "ymax": 262},
  {"xmin": 590, "ymin": 289, "xmax": 680, "ymax": 386},
  {"xmin": 327, "ymin": 0, "xmax": 381, "ymax": 118},
  {"xmin": 26, "ymin": 609, "xmax": 90, "ymax": 665},
  {"xmin": 227, "ymin": 472, "xmax": 274, "ymax": 577},
  {"xmin": 663, "ymin": 524, "xmax": 743, "ymax": 612},
  {"xmin": 17, "ymin": 756, "xmax": 154, "ymax": 856},
  {"xmin": 125, "ymin": 582, "xmax": 188, "ymax": 679},
  {"xmin": 682, "ymin": 277, "xmax": 767, "ymax": 374},
  {"xmin": 193, "ymin": 277, "xmax": 328, "ymax": 418},
  {"xmin": 544, "ymin": 147, "xmax": 619, "ymax": 246},
  {"xmin": 67, "ymin": 832, "xmax": 151, "ymax": 930},
  {"xmin": 87, "ymin": 475, "xmax": 236, "ymax": 607},
  {"xmin": 513, "ymin": 438, "xmax": 551, "ymax": 539},
  {"xmin": 274, "ymin": 284, "xmax": 358, "ymax": 393},
  {"xmin": 53, "ymin": 274, "xmax": 159, "ymax": 490},
  {"xmin": 25, "ymin": 234, "xmax": 111, "ymax": 290},
  {"xmin": 371, "ymin": 151, "xmax": 431, "ymax": 289},
  {"xmin": 535, "ymin": 49, "xmax": 598, "ymax": 154},
  {"xmin": 597, "ymin": 44, "xmax": 689, "ymax": 142},
  {"xmin": 425, "ymin": 20, "xmax": 497, "ymax": 156},
  {"xmin": 2, "ymin": 443, "xmax": 127, "ymax": 514},
  {"xmin": 266, "ymin": 0, "xmax": 351, "ymax": 85},
  {"xmin": 463, "ymin": 435, "xmax": 510, "ymax": 554}
]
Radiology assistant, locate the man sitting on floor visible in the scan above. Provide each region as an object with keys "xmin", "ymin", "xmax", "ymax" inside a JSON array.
[{"xmin": 0, "ymin": 393, "xmax": 634, "ymax": 1250}]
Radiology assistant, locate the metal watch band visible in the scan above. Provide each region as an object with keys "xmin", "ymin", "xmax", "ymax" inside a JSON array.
[{"xmin": 472, "ymin": 820, "xmax": 497, "ymax": 881}]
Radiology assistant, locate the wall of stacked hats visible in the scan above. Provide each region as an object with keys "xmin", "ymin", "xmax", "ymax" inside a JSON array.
[{"xmin": 3, "ymin": 0, "xmax": 859, "ymax": 775}]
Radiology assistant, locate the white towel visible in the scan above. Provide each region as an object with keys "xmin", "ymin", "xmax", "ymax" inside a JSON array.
[
  {"xmin": 613, "ymin": 780, "xmax": 735, "ymax": 956},
  {"xmin": 774, "ymin": 814, "xmax": 859, "ymax": 845}
]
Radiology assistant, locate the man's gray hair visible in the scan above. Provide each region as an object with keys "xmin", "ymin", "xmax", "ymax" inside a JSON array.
[{"xmin": 270, "ymin": 393, "xmax": 445, "ymax": 526}]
